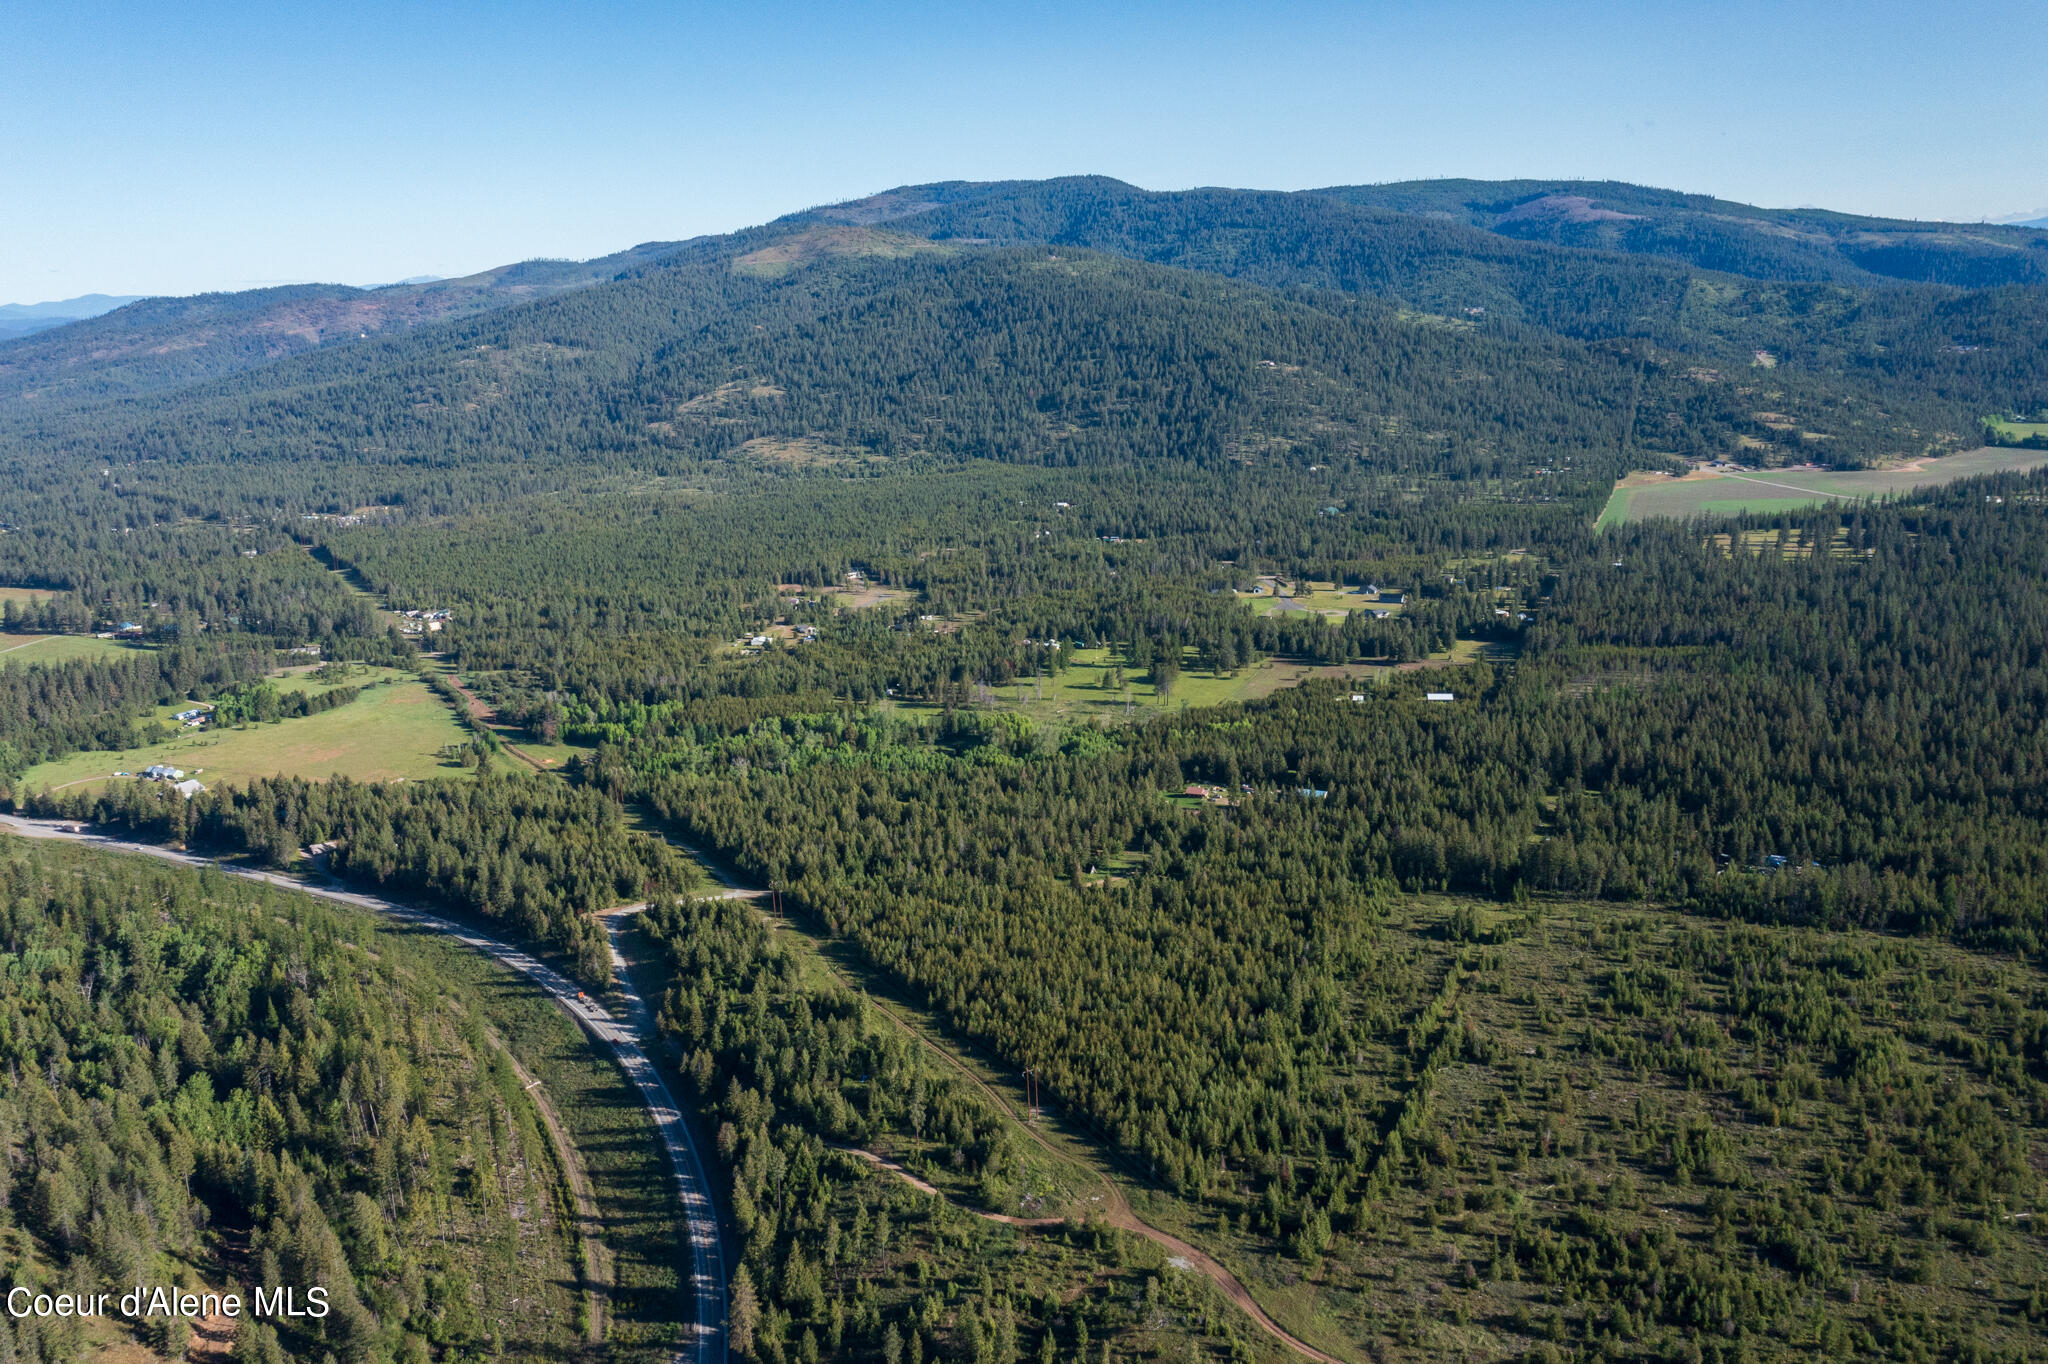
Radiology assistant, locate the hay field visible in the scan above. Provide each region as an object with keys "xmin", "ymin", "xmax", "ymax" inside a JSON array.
[
  {"xmin": 1599, "ymin": 446, "xmax": 2048, "ymax": 525},
  {"xmin": 0, "ymin": 634, "xmax": 149, "ymax": 667},
  {"xmin": 21, "ymin": 675, "xmax": 472, "ymax": 793}
]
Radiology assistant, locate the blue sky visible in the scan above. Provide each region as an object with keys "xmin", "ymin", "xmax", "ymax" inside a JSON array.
[{"xmin": 3, "ymin": 0, "xmax": 2044, "ymax": 302}]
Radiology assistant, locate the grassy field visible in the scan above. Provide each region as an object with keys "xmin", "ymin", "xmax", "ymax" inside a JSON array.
[
  {"xmin": 1985, "ymin": 416, "xmax": 2048, "ymax": 444},
  {"xmin": 0, "ymin": 586, "xmax": 59, "ymax": 605},
  {"xmin": 21, "ymin": 672, "xmax": 472, "ymax": 792},
  {"xmin": 981, "ymin": 645, "xmax": 1238, "ymax": 720},
  {"xmin": 832, "ymin": 582, "xmax": 916, "ymax": 610},
  {"xmin": 0, "ymin": 633, "xmax": 149, "ymax": 666},
  {"xmin": 273, "ymin": 661, "xmax": 373, "ymax": 693},
  {"xmin": 1241, "ymin": 580, "xmax": 1404, "ymax": 621},
  {"xmin": 982, "ymin": 643, "xmax": 1499, "ymax": 726},
  {"xmin": 1598, "ymin": 445, "xmax": 2048, "ymax": 525}
]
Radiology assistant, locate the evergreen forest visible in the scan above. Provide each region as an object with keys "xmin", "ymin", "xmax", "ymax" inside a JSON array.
[{"xmin": 4, "ymin": 175, "xmax": 2048, "ymax": 1363}]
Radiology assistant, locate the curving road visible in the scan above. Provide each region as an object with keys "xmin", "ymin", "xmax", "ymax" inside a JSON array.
[{"xmin": 0, "ymin": 815, "xmax": 727, "ymax": 1364}]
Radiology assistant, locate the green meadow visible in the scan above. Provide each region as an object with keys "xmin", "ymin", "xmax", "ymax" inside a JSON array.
[
  {"xmin": 22, "ymin": 671, "xmax": 473, "ymax": 793},
  {"xmin": 1599, "ymin": 446, "xmax": 2048, "ymax": 525},
  {"xmin": 0, "ymin": 634, "xmax": 149, "ymax": 667}
]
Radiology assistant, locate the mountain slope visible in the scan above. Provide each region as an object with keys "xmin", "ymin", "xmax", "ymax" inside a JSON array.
[
  {"xmin": 1310, "ymin": 179, "xmax": 2048, "ymax": 287},
  {"xmin": 11, "ymin": 175, "xmax": 2039, "ymax": 418},
  {"xmin": 849, "ymin": 177, "xmax": 2048, "ymax": 344},
  {"xmin": 0, "ymin": 225, "xmax": 1658, "ymax": 520},
  {"xmin": 815, "ymin": 177, "xmax": 1745, "ymax": 348},
  {"xmin": 0, "ymin": 239, "xmax": 692, "ymax": 405},
  {"xmin": 6, "ymin": 176, "xmax": 2045, "ymax": 544},
  {"xmin": 836, "ymin": 178, "xmax": 2048, "ymax": 440}
]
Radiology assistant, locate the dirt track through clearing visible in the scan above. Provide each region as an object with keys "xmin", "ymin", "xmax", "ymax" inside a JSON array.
[
  {"xmin": 677, "ymin": 867, "xmax": 1353, "ymax": 1363},
  {"xmin": 485, "ymin": 1027, "xmax": 610, "ymax": 1343},
  {"xmin": 442, "ymin": 672, "xmax": 550, "ymax": 771},
  {"xmin": 1715, "ymin": 471, "xmax": 1861, "ymax": 500},
  {"xmin": 853, "ymin": 993, "xmax": 1349, "ymax": 1363},
  {"xmin": 843, "ymin": 1129, "xmax": 1346, "ymax": 1364}
]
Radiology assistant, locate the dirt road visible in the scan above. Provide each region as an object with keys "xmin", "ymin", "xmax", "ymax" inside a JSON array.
[
  {"xmin": 659, "ymin": 849, "xmax": 1351, "ymax": 1364},
  {"xmin": 485, "ymin": 1029, "xmax": 610, "ymax": 1342},
  {"xmin": 853, "ymin": 994, "xmax": 1348, "ymax": 1364},
  {"xmin": 439, "ymin": 672, "xmax": 552, "ymax": 772}
]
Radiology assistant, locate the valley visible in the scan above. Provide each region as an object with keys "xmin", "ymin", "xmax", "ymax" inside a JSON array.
[{"xmin": 3, "ymin": 172, "xmax": 2047, "ymax": 1364}]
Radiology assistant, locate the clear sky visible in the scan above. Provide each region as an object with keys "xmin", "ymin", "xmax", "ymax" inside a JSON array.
[{"xmin": 4, "ymin": 0, "xmax": 2044, "ymax": 303}]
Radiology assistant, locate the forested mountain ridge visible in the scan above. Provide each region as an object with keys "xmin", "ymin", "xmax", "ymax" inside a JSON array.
[
  {"xmin": 1310, "ymin": 178, "xmax": 2048, "ymax": 287},
  {"xmin": 11, "ymin": 172, "xmax": 2025, "ymax": 416},
  {"xmin": 835, "ymin": 178, "xmax": 2048, "ymax": 437},
  {"xmin": 5, "ymin": 175, "xmax": 2043, "ymax": 547},
  {"xmin": 0, "ymin": 228, "xmax": 1672, "ymax": 522},
  {"xmin": 5, "ymin": 204, "xmax": 2034, "ymax": 579},
  {"xmin": 0, "ymin": 236, "xmax": 693, "ymax": 406},
  {"xmin": 9, "ymin": 177, "xmax": 2044, "ymax": 475},
  {"xmin": 815, "ymin": 173, "xmax": 2048, "ymax": 288}
]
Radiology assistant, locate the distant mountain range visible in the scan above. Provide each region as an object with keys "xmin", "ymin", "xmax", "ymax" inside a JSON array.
[
  {"xmin": 0, "ymin": 244, "xmax": 689, "ymax": 402},
  {"xmin": 808, "ymin": 177, "xmax": 2048, "ymax": 289},
  {"xmin": 0, "ymin": 293, "xmax": 144, "ymax": 341},
  {"xmin": 1305, "ymin": 181, "xmax": 2048, "ymax": 285},
  {"xmin": 5, "ymin": 176, "xmax": 2044, "ymax": 429}
]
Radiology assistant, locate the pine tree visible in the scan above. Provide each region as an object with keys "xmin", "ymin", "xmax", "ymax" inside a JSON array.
[{"xmin": 731, "ymin": 1265, "xmax": 761, "ymax": 1358}]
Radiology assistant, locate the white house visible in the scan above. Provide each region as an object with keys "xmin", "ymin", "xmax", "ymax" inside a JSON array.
[{"xmin": 1426, "ymin": 692, "xmax": 1455, "ymax": 703}]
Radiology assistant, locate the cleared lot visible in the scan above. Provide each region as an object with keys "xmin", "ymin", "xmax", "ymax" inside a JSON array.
[
  {"xmin": 20, "ymin": 673, "xmax": 471, "ymax": 791},
  {"xmin": 1599, "ymin": 446, "xmax": 2048, "ymax": 524}
]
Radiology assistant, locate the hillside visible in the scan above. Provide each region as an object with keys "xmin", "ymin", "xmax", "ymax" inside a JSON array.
[
  {"xmin": 0, "ymin": 835, "xmax": 648, "ymax": 1362},
  {"xmin": 4, "ymin": 177, "xmax": 2042, "ymax": 529},
  {"xmin": 0, "ymin": 224, "xmax": 1660, "ymax": 518},
  {"xmin": 1311, "ymin": 179, "xmax": 2048, "ymax": 287},
  {"xmin": 0, "ymin": 239, "xmax": 690, "ymax": 405},
  {"xmin": 849, "ymin": 178, "xmax": 2042, "ymax": 365},
  {"xmin": 5, "ymin": 190, "xmax": 2041, "ymax": 542},
  {"xmin": 8, "ymin": 175, "xmax": 2041, "ymax": 432}
]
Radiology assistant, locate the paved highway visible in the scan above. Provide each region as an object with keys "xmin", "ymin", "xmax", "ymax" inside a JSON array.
[{"xmin": 0, "ymin": 815, "xmax": 727, "ymax": 1364}]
